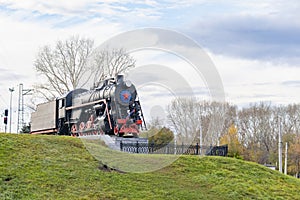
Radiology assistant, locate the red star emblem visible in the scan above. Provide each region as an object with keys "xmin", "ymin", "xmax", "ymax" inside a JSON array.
[{"xmin": 123, "ymin": 93, "xmax": 129, "ymax": 100}]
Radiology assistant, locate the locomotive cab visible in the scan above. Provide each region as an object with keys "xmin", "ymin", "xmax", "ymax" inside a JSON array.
[{"xmin": 57, "ymin": 88, "xmax": 88, "ymax": 135}]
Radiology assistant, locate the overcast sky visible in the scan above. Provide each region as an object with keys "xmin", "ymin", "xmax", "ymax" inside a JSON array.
[{"xmin": 1, "ymin": 0, "xmax": 300, "ymax": 132}]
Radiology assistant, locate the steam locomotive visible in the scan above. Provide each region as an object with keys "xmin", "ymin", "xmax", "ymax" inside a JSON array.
[{"xmin": 30, "ymin": 75, "xmax": 146, "ymax": 137}]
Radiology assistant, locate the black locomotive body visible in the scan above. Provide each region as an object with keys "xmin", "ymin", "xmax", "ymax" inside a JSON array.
[{"xmin": 31, "ymin": 75, "xmax": 145, "ymax": 137}]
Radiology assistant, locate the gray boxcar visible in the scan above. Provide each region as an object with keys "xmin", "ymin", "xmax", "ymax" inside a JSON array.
[{"xmin": 31, "ymin": 101, "xmax": 57, "ymax": 134}]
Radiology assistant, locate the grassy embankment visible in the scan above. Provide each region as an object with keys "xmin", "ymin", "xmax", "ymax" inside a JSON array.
[{"xmin": 1, "ymin": 133, "xmax": 300, "ymax": 199}]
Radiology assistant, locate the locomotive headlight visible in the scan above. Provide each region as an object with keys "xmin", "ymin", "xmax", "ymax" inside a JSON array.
[
  {"xmin": 93, "ymin": 103, "xmax": 105, "ymax": 110},
  {"xmin": 125, "ymin": 80, "xmax": 132, "ymax": 87}
]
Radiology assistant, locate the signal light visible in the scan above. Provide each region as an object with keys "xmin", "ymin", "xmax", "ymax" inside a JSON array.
[
  {"xmin": 4, "ymin": 116, "xmax": 7, "ymax": 125},
  {"xmin": 4, "ymin": 109, "xmax": 8, "ymax": 116}
]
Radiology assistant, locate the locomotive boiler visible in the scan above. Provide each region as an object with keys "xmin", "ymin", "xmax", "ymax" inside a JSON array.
[{"xmin": 30, "ymin": 75, "xmax": 146, "ymax": 137}]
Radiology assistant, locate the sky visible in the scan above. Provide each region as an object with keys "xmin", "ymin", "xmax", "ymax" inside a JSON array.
[{"xmin": 1, "ymin": 0, "xmax": 300, "ymax": 132}]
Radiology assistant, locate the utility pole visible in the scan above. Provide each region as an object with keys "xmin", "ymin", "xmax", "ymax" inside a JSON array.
[
  {"xmin": 199, "ymin": 117, "xmax": 203, "ymax": 156},
  {"xmin": 278, "ymin": 116, "xmax": 283, "ymax": 173},
  {"xmin": 9, "ymin": 87, "xmax": 14, "ymax": 133},
  {"xmin": 17, "ymin": 83, "xmax": 33, "ymax": 133},
  {"xmin": 284, "ymin": 142, "xmax": 288, "ymax": 175}
]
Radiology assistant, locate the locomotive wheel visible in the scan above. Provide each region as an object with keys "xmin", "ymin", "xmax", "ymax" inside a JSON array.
[
  {"xmin": 98, "ymin": 129, "xmax": 104, "ymax": 135},
  {"xmin": 86, "ymin": 121, "xmax": 93, "ymax": 135},
  {"xmin": 88, "ymin": 124, "xmax": 98, "ymax": 135},
  {"xmin": 79, "ymin": 122, "xmax": 85, "ymax": 136},
  {"xmin": 88, "ymin": 115, "xmax": 97, "ymax": 135},
  {"xmin": 88, "ymin": 115, "xmax": 94, "ymax": 123},
  {"xmin": 92, "ymin": 124, "xmax": 98, "ymax": 135},
  {"xmin": 71, "ymin": 124, "xmax": 78, "ymax": 137}
]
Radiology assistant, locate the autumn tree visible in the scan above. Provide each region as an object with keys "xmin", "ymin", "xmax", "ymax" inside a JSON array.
[
  {"xmin": 220, "ymin": 124, "xmax": 242, "ymax": 158},
  {"xmin": 288, "ymin": 140, "xmax": 300, "ymax": 177},
  {"xmin": 139, "ymin": 117, "xmax": 165, "ymax": 139},
  {"xmin": 166, "ymin": 99, "xmax": 300, "ymax": 171},
  {"xmin": 148, "ymin": 127, "xmax": 174, "ymax": 146},
  {"xmin": 237, "ymin": 102, "xmax": 277, "ymax": 163}
]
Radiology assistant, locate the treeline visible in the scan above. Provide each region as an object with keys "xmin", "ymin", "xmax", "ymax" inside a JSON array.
[{"xmin": 166, "ymin": 98, "xmax": 300, "ymax": 175}]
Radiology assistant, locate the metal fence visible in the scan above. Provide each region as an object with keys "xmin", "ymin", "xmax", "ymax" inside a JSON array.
[{"xmin": 120, "ymin": 141, "xmax": 228, "ymax": 156}]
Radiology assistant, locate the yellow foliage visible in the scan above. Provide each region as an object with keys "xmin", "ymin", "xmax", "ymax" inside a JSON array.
[
  {"xmin": 288, "ymin": 135, "xmax": 300, "ymax": 175},
  {"xmin": 220, "ymin": 124, "xmax": 242, "ymax": 158}
]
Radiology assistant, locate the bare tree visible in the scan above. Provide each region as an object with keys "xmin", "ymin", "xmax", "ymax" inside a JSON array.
[
  {"xmin": 167, "ymin": 97, "xmax": 199, "ymax": 144},
  {"xmin": 34, "ymin": 36, "xmax": 135, "ymax": 103},
  {"xmin": 167, "ymin": 98, "xmax": 233, "ymax": 145},
  {"xmin": 206, "ymin": 101, "xmax": 230, "ymax": 146},
  {"xmin": 237, "ymin": 102, "xmax": 277, "ymax": 163},
  {"xmin": 285, "ymin": 104, "xmax": 300, "ymax": 136},
  {"xmin": 89, "ymin": 48, "xmax": 136, "ymax": 88},
  {"xmin": 166, "ymin": 97, "xmax": 300, "ymax": 169},
  {"xmin": 34, "ymin": 36, "xmax": 94, "ymax": 101}
]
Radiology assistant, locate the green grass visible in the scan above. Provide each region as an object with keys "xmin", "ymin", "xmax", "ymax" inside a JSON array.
[{"xmin": 1, "ymin": 133, "xmax": 300, "ymax": 200}]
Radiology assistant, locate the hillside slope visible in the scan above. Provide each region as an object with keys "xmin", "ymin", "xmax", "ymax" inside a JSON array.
[{"xmin": 1, "ymin": 133, "xmax": 300, "ymax": 200}]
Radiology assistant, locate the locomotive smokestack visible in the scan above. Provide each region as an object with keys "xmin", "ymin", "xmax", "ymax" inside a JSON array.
[{"xmin": 117, "ymin": 75, "xmax": 124, "ymax": 84}]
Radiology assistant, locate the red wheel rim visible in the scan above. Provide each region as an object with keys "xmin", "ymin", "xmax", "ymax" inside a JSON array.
[{"xmin": 71, "ymin": 124, "xmax": 77, "ymax": 137}]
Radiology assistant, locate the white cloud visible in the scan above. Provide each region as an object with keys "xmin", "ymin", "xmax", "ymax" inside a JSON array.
[
  {"xmin": 1, "ymin": 0, "xmax": 96, "ymax": 14},
  {"xmin": 1, "ymin": 0, "xmax": 226, "ymax": 29},
  {"xmin": 188, "ymin": 12, "xmax": 300, "ymax": 64},
  {"xmin": 210, "ymin": 52, "xmax": 300, "ymax": 105}
]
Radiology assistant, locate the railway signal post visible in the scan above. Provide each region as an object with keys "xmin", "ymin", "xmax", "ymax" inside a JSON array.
[{"xmin": 4, "ymin": 109, "xmax": 8, "ymax": 133}]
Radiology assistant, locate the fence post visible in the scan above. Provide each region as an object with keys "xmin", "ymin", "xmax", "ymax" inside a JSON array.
[
  {"xmin": 120, "ymin": 141, "xmax": 123, "ymax": 151},
  {"xmin": 136, "ymin": 141, "xmax": 139, "ymax": 154},
  {"xmin": 181, "ymin": 142, "xmax": 184, "ymax": 154},
  {"xmin": 196, "ymin": 143, "xmax": 199, "ymax": 155},
  {"xmin": 151, "ymin": 141, "xmax": 154, "ymax": 153},
  {"xmin": 174, "ymin": 140, "xmax": 177, "ymax": 155},
  {"xmin": 166, "ymin": 143, "xmax": 169, "ymax": 154}
]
